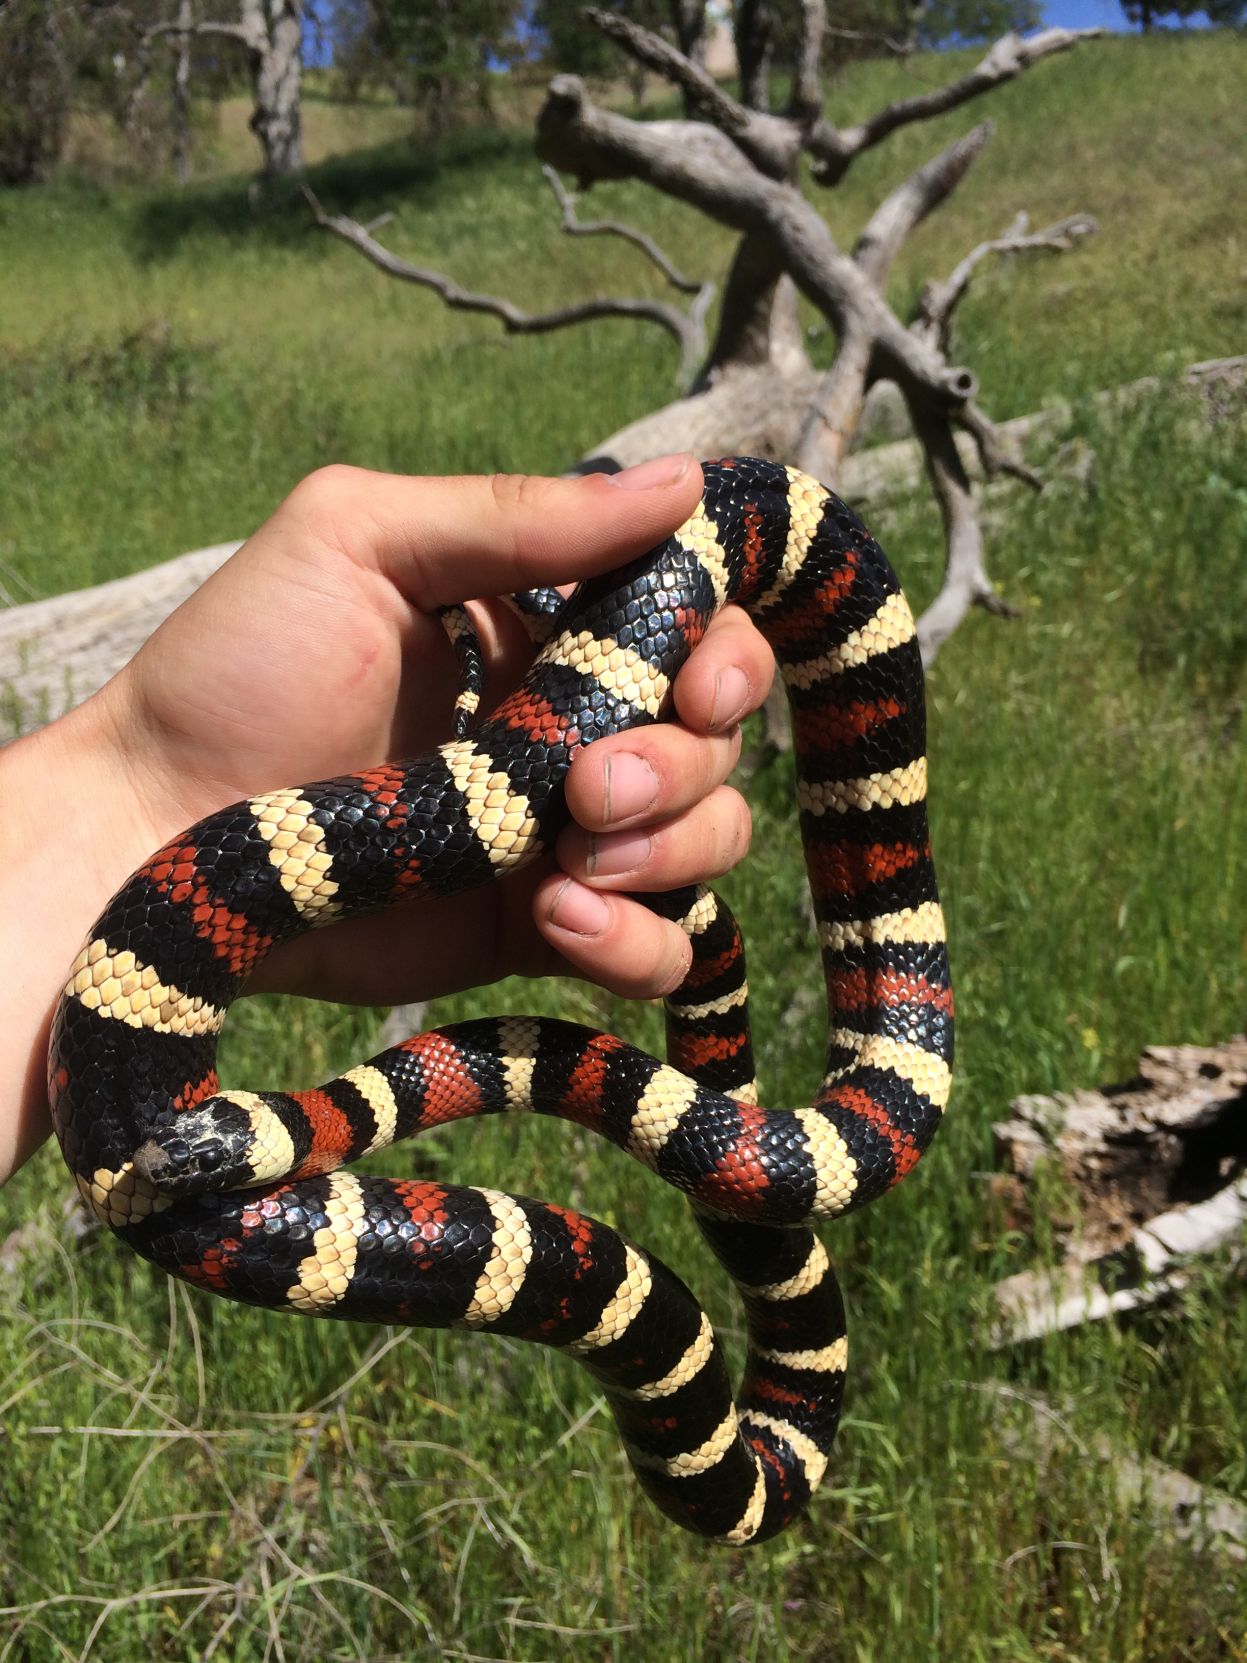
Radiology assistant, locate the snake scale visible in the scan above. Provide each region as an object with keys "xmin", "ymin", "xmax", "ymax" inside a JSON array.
[{"xmin": 48, "ymin": 458, "xmax": 953, "ymax": 1545}]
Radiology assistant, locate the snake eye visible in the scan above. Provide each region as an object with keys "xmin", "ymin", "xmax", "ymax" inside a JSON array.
[{"xmin": 194, "ymin": 1142, "xmax": 224, "ymax": 1172}]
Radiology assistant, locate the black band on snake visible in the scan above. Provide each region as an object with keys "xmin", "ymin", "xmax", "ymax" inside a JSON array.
[{"xmin": 48, "ymin": 458, "xmax": 953, "ymax": 1546}]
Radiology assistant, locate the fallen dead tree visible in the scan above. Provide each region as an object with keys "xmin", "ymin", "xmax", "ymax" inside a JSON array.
[
  {"xmin": 992, "ymin": 1033, "xmax": 1247, "ymax": 1345},
  {"xmin": 0, "ymin": 541, "xmax": 241, "ymax": 741},
  {"xmin": 980, "ymin": 1382, "xmax": 1247, "ymax": 1564},
  {"xmin": 3, "ymin": 356, "xmax": 1240, "ymax": 744},
  {"xmin": 313, "ymin": 3, "xmax": 1105, "ymax": 663}
]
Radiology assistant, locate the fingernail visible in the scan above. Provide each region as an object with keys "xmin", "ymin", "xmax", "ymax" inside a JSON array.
[
  {"xmin": 548, "ymin": 878, "xmax": 611, "ymax": 936},
  {"xmin": 587, "ymin": 829, "xmax": 651, "ymax": 878},
  {"xmin": 710, "ymin": 666, "xmax": 751, "ymax": 731},
  {"xmin": 603, "ymin": 753, "xmax": 658, "ymax": 823},
  {"xmin": 606, "ymin": 452, "xmax": 692, "ymax": 491}
]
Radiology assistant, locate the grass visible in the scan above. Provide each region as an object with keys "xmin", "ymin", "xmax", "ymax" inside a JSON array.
[{"xmin": 2, "ymin": 30, "xmax": 1246, "ymax": 1662}]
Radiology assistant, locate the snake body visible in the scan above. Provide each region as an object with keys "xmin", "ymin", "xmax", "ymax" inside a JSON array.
[{"xmin": 48, "ymin": 459, "xmax": 952, "ymax": 1545}]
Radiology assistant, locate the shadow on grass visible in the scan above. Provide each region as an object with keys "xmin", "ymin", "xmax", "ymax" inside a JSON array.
[{"xmin": 128, "ymin": 124, "xmax": 532, "ymax": 262}]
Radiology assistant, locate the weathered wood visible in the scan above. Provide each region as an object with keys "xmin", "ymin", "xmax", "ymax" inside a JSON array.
[
  {"xmin": 991, "ymin": 1033, "xmax": 1247, "ymax": 1344},
  {"xmin": 0, "ymin": 543, "xmax": 240, "ymax": 739},
  {"xmin": 983, "ymin": 1383, "xmax": 1247, "ymax": 1562},
  {"xmin": 304, "ymin": 182, "xmax": 713, "ymax": 388}
]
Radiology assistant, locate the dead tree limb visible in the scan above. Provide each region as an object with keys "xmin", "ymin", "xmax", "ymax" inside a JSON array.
[
  {"xmin": 532, "ymin": 21, "xmax": 1097, "ymax": 662},
  {"xmin": 915, "ymin": 211, "xmax": 1099, "ymax": 355},
  {"xmin": 304, "ymin": 5, "xmax": 1101, "ymax": 663},
  {"xmin": 991, "ymin": 1034, "xmax": 1247, "ymax": 1345},
  {"xmin": 909, "ymin": 398, "xmax": 1021, "ymax": 662},
  {"xmin": 539, "ymin": 165, "xmax": 707, "ymax": 296},
  {"xmin": 979, "ymin": 1383, "xmax": 1247, "ymax": 1563},
  {"xmin": 302, "ymin": 186, "xmax": 710, "ymax": 385},
  {"xmin": 805, "ymin": 27, "xmax": 1105, "ymax": 186}
]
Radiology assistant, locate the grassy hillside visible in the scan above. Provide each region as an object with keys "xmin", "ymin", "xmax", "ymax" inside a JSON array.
[{"xmin": 2, "ymin": 31, "xmax": 1245, "ymax": 1662}]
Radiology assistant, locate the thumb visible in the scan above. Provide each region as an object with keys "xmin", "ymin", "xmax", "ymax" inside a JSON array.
[{"xmin": 280, "ymin": 454, "xmax": 704, "ymax": 610}]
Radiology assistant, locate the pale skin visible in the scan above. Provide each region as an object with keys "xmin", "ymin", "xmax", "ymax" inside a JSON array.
[{"xmin": 0, "ymin": 453, "xmax": 776, "ymax": 1185}]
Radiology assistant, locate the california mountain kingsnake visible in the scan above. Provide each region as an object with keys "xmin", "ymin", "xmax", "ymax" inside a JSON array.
[{"xmin": 48, "ymin": 458, "xmax": 953, "ymax": 1545}]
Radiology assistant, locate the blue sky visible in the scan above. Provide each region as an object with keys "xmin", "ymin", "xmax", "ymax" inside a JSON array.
[
  {"xmin": 1043, "ymin": 0, "xmax": 1128, "ymax": 25},
  {"xmin": 305, "ymin": 2, "xmax": 1210, "ymax": 67}
]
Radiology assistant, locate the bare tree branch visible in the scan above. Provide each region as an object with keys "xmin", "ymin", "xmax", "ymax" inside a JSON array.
[
  {"xmin": 806, "ymin": 27, "xmax": 1105, "ymax": 185},
  {"xmin": 302, "ymin": 187, "xmax": 709, "ymax": 384},
  {"xmin": 916, "ymin": 211, "xmax": 1099, "ymax": 350},
  {"xmin": 909, "ymin": 398, "xmax": 1019, "ymax": 664},
  {"xmin": 853, "ymin": 122, "xmax": 995, "ymax": 289},
  {"xmin": 587, "ymin": 7, "xmax": 746, "ymax": 129},
  {"xmin": 583, "ymin": 7, "xmax": 798, "ymax": 178},
  {"xmin": 540, "ymin": 165, "xmax": 706, "ymax": 295},
  {"xmin": 139, "ymin": 16, "xmax": 258, "ymax": 50},
  {"xmin": 537, "ymin": 76, "xmax": 972, "ymax": 409},
  {"xmin": 796, "ymin": 127, "xmax": 994, "ymax": 471},
  {"xmin": 908, "ymin": 211, "xmax": 1097, "ymax": 490},
  {"xmin": 792, "ymin": 316, "xmax": 876, "ymax": 478},
  {"xmin": 960, "ymin": 400, "xmax": 1044, "ymax": 489}
]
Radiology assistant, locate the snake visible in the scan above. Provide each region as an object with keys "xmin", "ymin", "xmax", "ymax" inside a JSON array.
[{"xmin": 48, "ymin": 458, "xmax": 953, "ymax": 1546}]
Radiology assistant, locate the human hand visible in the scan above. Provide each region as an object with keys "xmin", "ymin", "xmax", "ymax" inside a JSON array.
[
  {"xmin": 3, "ymin": 457, "xmax": 775, "ymax": 1188},
  {"xmin": 109, "ymin": 455, "xmax": 773, "ymax": 1007}
]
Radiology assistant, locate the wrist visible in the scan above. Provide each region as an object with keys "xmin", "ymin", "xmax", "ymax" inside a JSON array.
[{"xmin": 0, "ymin": 671, "xmax": 174, "ymax": 1183}]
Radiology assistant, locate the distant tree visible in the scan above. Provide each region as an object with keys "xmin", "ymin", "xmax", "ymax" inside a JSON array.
[
  {"xmin": 535, "ymin": 0, "xmax": 1044, "ymax": 110},
  {"xmin": 0, "ymin": 0, "xmax": 169, "ymax": 183},
  {"xmin": 743, "ymin": 0, "xmax": 1042, "ymax": 78},
  {"xmin": 1119, "ymin": 0, "xmax": 1243, "ymax": 28},
  {"xmin": 330, "ymin": 0, "xmax": 519, "ymax": 127},
  {"xmin": 911, "ymin": 0, "xmax": 1043, "ymax": 45},
  {"xmin": 0, "ymin": 0, "xmax": 75, "ymax": 183},
  {"xmin": 533, "ymin": 1, "xmax": 698, "ymax": 75},
  {"xmin": 136, "ymin": 0, "xmax": 306, "ymax": 175}
]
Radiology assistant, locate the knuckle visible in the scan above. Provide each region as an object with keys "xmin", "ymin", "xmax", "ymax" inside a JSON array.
[
  {"xmin": 486, "ymin": 472, "xmax": 553, "ymax": 581},
  {"xmin": 290, "ymin": 463, "xmax": 361, "ymax": 518},
  {"xmin": 286, "ymin": 464, "xmax": 368, "ymax": 548},
  {"xmin": 488, "ymin": 471, "xmax": 547, "ymax": 518}
]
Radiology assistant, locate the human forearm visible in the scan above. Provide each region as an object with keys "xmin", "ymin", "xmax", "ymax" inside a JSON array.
[{"xmin": 0, "ymin": 674, "xmax": 172, "ymax": 1182}]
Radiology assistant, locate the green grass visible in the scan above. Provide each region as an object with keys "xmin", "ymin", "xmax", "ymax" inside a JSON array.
[{"xmin": 2, "ymin": 31, "xmax": 1246, "ymax": 1662}]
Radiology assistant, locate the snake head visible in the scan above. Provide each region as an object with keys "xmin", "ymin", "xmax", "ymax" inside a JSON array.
[{"xmin": 132, "ymin": 1096, "xmax": 286, "ymax": 1195}]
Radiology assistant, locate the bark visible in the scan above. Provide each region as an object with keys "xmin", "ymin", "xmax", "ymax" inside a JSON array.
[
  {"xmin": 991, "ymin": 1034, "xmax": 1247, "ymax": 1344},
  {"xmin": 244, "ymin": 0, "xmax": 303, "ymax": 176},
  {"xmin": 171, "ymin": 0, "xmax": 193, "ymax": 183},
  {"xmin": 696, "ymin": 235, "xmax": 806, "ymax": 381},
  {"xmin": 142, "ymin": 0, "xmax": 304, "ymax": 177}
]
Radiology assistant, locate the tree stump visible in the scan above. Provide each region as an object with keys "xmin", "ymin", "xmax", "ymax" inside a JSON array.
[{"xmin": 992, "ymin": 1034, "xmax": 1247, "ymax": 1343}]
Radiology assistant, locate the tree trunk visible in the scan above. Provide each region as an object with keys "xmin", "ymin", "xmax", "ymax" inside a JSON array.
[
  {"xmin": 695, "ymin": 233, "xmax": 808, "ymax": 385},
  {"xmin": 669, "ymin": 0, "xmax": 707, "ymax": 115},
  {"xmin": 734, "ymin": 0, "xmax": 774, "ymax": 113},
  {"xmin": 172, "ymin": 0, "xmax": 193, "ymax": 184},
  {"xmin": 245, "ymin": 0, "xmax": 304, "ymax": 176}
]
